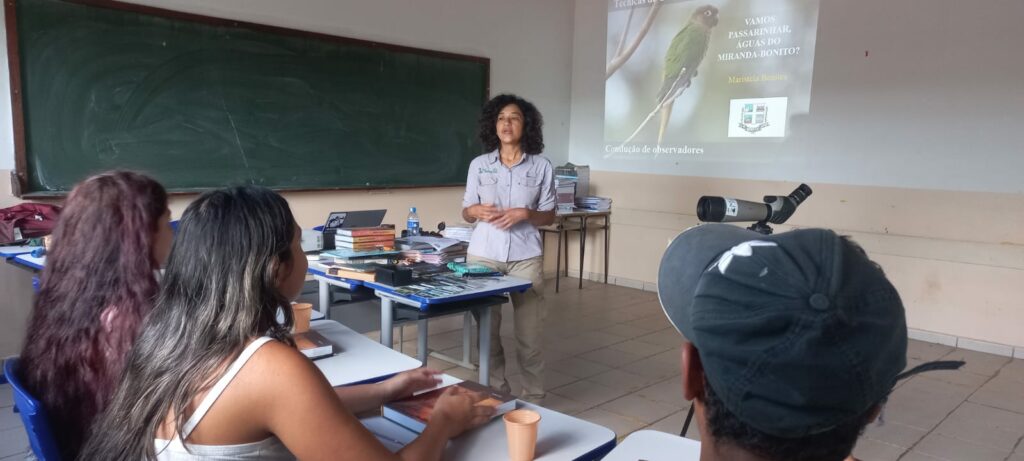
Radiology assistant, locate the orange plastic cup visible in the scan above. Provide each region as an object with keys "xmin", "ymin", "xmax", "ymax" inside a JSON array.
[
  {"xmin": 504, "ymin": 409, "xmax": 541, "ymax": 461},
  {"xmin": 292, "ymin": 303, "xmax": 313, "ymax": 333}
]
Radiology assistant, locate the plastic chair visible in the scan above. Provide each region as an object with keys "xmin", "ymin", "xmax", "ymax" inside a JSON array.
[{"xmin": 3, "ymin": 358, "xmax": 62, "ymax": 460}]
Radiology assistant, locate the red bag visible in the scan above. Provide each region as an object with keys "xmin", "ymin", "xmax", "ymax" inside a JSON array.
[{"xmin": 0, "ymin": 203, "xmax": 61, "ymax": 244}]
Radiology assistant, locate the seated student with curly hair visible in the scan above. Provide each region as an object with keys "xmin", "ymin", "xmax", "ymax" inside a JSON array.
[
  {"xmin": 19, "ymin": 170, "xmax": 172, "ymax": 460},
  {"xmin": 656, "ymin": 224, "xmax": 962, "ymax": 461}
]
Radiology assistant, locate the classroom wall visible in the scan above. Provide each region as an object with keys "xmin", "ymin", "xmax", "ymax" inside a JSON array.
[
  {"xmin": 0, "ymin": 0, "xmax": 576, "ymax": 356},
  {"xmin": 3, "ymin": 0, "xmax": 1020, "ymax": 358},
  {"xmin": 566, "ymin": 0, "xmax": 1024, "ymax": 353}
]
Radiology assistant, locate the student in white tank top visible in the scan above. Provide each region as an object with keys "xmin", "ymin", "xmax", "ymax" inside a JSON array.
[{"xmin": 80, "ymin": 187, "xmax": 494, "ymax": 460}]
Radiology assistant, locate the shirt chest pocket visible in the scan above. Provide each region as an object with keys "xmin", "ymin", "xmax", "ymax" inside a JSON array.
[
  {"xmin": 477, "ymin": 176, "xmax": 499, "ymax": 205},
  {"xmin": 512, "ymin": 175, "xmax": 542, "ymax": 208}
]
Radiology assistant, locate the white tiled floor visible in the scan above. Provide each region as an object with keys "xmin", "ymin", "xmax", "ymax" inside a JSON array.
[{"xmin": 3, "ymin": 279, "xmax": 1023, "ymax": 460}]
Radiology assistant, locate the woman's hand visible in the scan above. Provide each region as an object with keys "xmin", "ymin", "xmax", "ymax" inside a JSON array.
[
  {"xmin": 490, "ymin": 208, "xmax": 529, "ymax": 230},
  {"xmin": 430, "ymin": 387, "xmax": 496, "ymax": 438},
  {"xmin": 469, "ymin": 204, "xmax": 501, "ymax": 222},
  {"xmin": 468, "ymin": 204, "xmax": 499, "ymax": 222},
  {"xmin": 381, "ymin": 368, "xmax": 442, "ymax": 402}
]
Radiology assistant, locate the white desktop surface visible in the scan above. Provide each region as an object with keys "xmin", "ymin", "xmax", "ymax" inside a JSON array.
[
  {"xmin": 311, "ymin": 320, "xmax": 421, "ymax": 387},
  {"xmin": 602, "ymin": 429, "xmax": 701, "ymax": 461},
  {"xmin": 362, "ymin": 400, "xmax": 615, "ymax": 460},
  {"xmin": 12, "ymin": 253, "xmax": 45, "ymax": 270},
  {"xmin": 0, "ymin": 245, "xmax": 41, "ymax": 258}
]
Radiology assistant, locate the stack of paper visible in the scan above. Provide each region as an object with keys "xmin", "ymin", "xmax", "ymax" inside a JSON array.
[
  {"xmin": 397, "ymin": 236, "xmax": 467, "ymax": 265},
  {"xmin": 400, "ymin": 242, "xmax": 467, "ymax": 265},
  {"xmin": 575, "ymin": 196, "xmax": 612, "ymax": 211},
  {"xmin": 440, "ymin": 224, "xmax": 474, "ymax": 242},
  {"xmin": 555, "ymin": 177, "xmax": 576, "ymax": 214}
]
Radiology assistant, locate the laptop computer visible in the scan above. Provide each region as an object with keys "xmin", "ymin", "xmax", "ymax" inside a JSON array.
[
  {"xmin": 322, "ymin": 210, "xmax": 388, "ymax": 250},
  {"xmin": 323, "ymin": 209, "xmax": 387, "ymax": 231}
]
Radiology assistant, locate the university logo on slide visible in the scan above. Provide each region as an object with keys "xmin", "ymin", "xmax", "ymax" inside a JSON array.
[
  {"xmin": 739, "ymin": 103, "xmax": 770, "ymax": 133},
  {"xmin": 728, "ymin": 97, "xmax": 789, "ymax": 138}
]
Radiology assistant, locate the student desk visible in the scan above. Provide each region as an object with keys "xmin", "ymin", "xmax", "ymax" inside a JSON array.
[
  {"xmin": 361, "ymin": 400, "xmax": 616, "ymax": 460},
  {"xmin": 540, "ymin": 210, "xmax": 610, "ymax": 292},
  {"xmin": 10, "ymin": 253, "xmax": 45, "ymax": 271},
  {"xmin": 363, "ymin": 275, "xmax": 531, "ymax": 387},
  {"xmin": 310, "ymin": 320, "xmax": 421, "ymax": 386},
  {"xmin": 0, "ymin": 245, "xmax": 41, "ymax": 260},
  {"xmin": 602, "ymin": 430, "xmax": 701, "ymax": 460}
]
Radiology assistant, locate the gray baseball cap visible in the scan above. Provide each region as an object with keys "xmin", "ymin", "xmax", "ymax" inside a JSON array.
[{"xmin": 657, "ymin": 224, "xmax": 908, "ymax": 437}]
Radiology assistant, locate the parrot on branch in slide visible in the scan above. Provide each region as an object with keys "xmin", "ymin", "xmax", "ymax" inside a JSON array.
[{"xmin": 656, "ymin": 5, "xmax": 718, "ymax": 144}]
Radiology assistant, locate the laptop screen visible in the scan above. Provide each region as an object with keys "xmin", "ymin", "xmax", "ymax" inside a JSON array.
[{"xmin": 323, "ymin": 209, "xmax": 387, "ymax": 231}]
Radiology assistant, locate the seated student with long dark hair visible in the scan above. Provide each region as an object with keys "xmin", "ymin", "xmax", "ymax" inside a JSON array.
[
  {"xmin": 19, "ymin": 170, "xmax": 173, "ymax": 460},
  {"xmin": 80, "ymin": 186, "xmax": 493, "ymax": 460}
]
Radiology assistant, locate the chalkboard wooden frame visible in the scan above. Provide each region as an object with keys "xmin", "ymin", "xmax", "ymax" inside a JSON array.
[{"xmin": 4, "ymin": 0, "xmax": 490, "ymax": 197}]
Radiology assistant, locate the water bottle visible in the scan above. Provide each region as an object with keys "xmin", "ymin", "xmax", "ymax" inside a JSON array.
[{"xmin": 406, "ymin": 207, "xmax": 421, "ymax": 236}]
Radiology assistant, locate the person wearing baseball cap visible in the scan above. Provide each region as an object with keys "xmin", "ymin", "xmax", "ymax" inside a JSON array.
[{"xmin": 658, "ymin": 224, "xmax": 962, "ymax": 461}]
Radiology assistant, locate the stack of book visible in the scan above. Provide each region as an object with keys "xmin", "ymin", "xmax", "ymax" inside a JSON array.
[
  {"xmin": 398, "ymin": 236, "xmax": 467, "ymax": 265},
  {"xmin": 333, "ymin": 226, "xmax": 396, "ymax": 251},
  {"xmin": 321, "ymin": 247, "xmax": 398, "ymax": 264},
  {"xmin": 575, "ymin": 196, "xmax": 612, "ymax": 211},
  {"xmin": 555, "ymin": 162, "xmax": 590, "ymax": 197},
  {"xmin": 402, "ymin": 244, "xmax": 467, "ymax": 265},
  {"xmin": 555, "ymin": 177, "xmax": 576, "ymax": 214}
]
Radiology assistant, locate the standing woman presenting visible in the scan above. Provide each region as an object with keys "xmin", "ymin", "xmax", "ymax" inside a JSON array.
[{"xmin": 462, "ymin": 94, "xmax": 555, "ymax": 402}]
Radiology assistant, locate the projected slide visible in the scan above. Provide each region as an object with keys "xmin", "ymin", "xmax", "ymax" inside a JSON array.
[{"xmin": 605, "ymin": 0, "xmax": 819, "ymax": 158}]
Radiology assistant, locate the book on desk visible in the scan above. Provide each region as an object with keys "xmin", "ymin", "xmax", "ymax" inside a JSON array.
[
  {"xmin": 382, "ymin": 380, "xmax": 515, "ymax": 433},
  {"xmin": 325, "ymin": 265, "xmax": 379, "ymax": 282},
  {"xmin": 322, "ymin": 247, "xmax": 401, "ymax": 260},
  {"xmin": 294, "ymin": 330, "xmax": 335, "ymax": 360}
]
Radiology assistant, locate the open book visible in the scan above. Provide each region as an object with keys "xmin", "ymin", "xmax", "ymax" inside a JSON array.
[{"xmin": 382, "ymin": 380, "xmax": 516, "ymax": 433}]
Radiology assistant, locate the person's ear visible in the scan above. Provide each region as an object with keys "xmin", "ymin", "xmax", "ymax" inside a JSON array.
[
  {"xmin": 681, "ymin": 341, "xmax": 706, "ymax": 401},
  {"xmin": 273, "ymin": 256, "xmax": 292, "ymax": 289}
]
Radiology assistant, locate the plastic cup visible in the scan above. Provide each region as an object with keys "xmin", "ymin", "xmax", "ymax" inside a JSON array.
[
  {"xmin": 292, "ymin": 303, "xmax": 313, "ymax": 333},
  {"xmin": 504, "ymin": 409, "xmax": 541, "ymax": 461}
]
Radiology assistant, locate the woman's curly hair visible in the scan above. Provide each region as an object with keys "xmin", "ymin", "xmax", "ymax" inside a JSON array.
[{"xmin": 478, "ymin": 94, "xmax": 544, "ymax": 154}]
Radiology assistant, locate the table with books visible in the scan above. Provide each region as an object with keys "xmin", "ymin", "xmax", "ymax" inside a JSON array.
[
  {"xmin": 309, "ymin": 224, "xmax": 401, "ymax": 316},
  {"xmin": 363, "ymin": 273, "xmax": 530, "ymax": 387},
  {"xmin": 363, "ymin": 373, "xmax": 617, "ymax": 460},
  {"xmin": 307, "ymin": 261, "xmax": 366, "ymax": 316},
  {"xmin": 312, "ymin": 229, "xmax": 531, "ymax": 387}
]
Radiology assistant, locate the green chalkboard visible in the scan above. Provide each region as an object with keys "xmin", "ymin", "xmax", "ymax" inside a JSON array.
[{"xmin": 7, "ymin": 0, "xmax": 488, "ymax": 196}]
